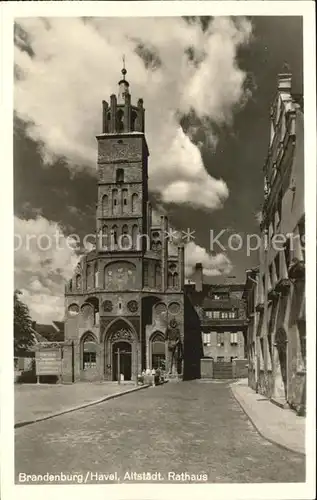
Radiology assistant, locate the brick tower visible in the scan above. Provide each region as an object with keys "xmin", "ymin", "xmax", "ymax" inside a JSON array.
[{"xmin": 63, "ymin": 66, "xmax": 190, "ymax": 383}]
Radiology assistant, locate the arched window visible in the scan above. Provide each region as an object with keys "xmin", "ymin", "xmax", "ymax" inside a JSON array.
[
  {"xmin": 122, "ymin": 189, "xmax": 128, "ymax": 213},
  {"xmin": 82, "ymin": 333, "xmax": 97, "ymax": 370},
  {"xmin": 111, "ymin": 225, "xmax": 118, "ymax": 247},
  {"xmin": 155, "ymin": 263, "xmax": 162, "ymax": 288},
  {"xmin": 86, "ymin": 263, "xmax": 93, "ymax": 290},
  {"xmin": 168, "ymin": 272, "xmax": 173, "ymax": 288},
  {"xmin": 131, "ymin": 110, "xmax": 138, "ymax": 131},
  {"xmin": 151, "ymin": 332, "xmax": 165, "ymax": 370},
  {"xmin": 121, "ymin": 224, "xmax": 130, "ymax": 249},
  {"xmin": 94, "ymin": 262, "xmax": 98, "ymax": 288},
  {"xmin": 116, "ymin": 109, "xmax": 124, "ymax": 132},
  {"xmin": 172, "ymin": 272, "xmax": 179, "ymax": 288},
  {"xmin": 132, "ymin": 193, "xmax": 139, "ymax": 213},
  {"xmin": 102, "ymin": 225, "xmax": 108, "ymax": 249},
  {"xmin": 132, "ymin": 224, "xmax": 139, "ymax": 249},
  {"xmin": 76, "ymin": 274, "xmax": 81, "ymax": 290},
  {"xmin": 102, "ymin": 194, "xmax": 109, "ymax": 215},
  {"xmin": 112, "ymin": 189, "xmax": 119, "ymax": 214},
  {"xmin": 116, "ymin": 168, "xmax": 124, "ymax": 183}
]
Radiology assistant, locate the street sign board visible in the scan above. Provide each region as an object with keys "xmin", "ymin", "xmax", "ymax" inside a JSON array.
[{"xmin": 35, "ymin": 348, "xmax": 62, "ymax": 376}]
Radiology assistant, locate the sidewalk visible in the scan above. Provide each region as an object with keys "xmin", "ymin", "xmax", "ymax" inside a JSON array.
[
  {"xmin": 15, "ymin": 382, "xmax": 149, "ymax": 428},
  {"xmin": 230, "ymin": 379, "xmax": 305, "ymax": 455}
]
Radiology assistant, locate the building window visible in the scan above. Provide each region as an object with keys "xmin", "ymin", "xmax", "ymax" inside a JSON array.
[
  {"xmin": 116, "ymin": 168, "xmax": 124, "ymax": 183},
  {"xmin": 217, "ymin": 333, "xmax": 224, "ymax": 347},
  {"xmin": 82, "ymin": 334, "xmax": 97, "ymax": 370},
  {"xmin": 155, "ymin": 263, "xmax": 161, "ymax": 288},
  {"xmin": 75, "ymin": 274, "xmax": 81, "ymax": 290},
  {"xmin": 213, "ymin": 311, "xmax": 220, "ymax": 319},
  {"xmin": 102, "ymin": 195, "xmax": 109, "ymax": 216},
  {"xmin": 228, "ymin": 311, "xmax": 236, "ymax": 319},
  {"xmin": 230, "ymin": 333, "xmax": 238, "ymax": 345},
  {"xmin": 203, "ymin": 333, "xmax": 211, "ymax": 346},
  {"xmin": 217, "ymin": 356, "xmax": 224, "ymax": 362},
  {"xmin": 221, "ymin": 311, "xmax": 228, "ymax": 319},
  {"xmin": 111, "ymin": 225, "xmax": 118, "ymax": 246},
  {"xmin": 132, "ymin": 193, "xmax": 139, "ymax": 213},
  {"xmin": 122, "ymin": 189, "xmax": 128, "ymax": 213}
]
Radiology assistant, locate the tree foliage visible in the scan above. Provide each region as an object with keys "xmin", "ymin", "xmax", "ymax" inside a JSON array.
[{"xmin": 14, "ymin": 290, "xmax": 34, "ymax": 353}]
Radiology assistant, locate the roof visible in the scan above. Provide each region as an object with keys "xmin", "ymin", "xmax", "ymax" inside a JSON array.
[
  {"xmin": 202, "ymin": 297, "xmax": 241, "ymax": 310},
  {"xmin": 31, "ymin": 329, "xmax": 49, "ymax": 343},
  {"xmin": 53, "ymin": 321, "xmax": 64, "ymax": 333},
  {"xmin": 34, "ymin": 322, "xmax": 65, "ymax": 342}
]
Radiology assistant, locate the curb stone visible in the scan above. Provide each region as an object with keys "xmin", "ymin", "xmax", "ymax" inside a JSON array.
[
  {"xmin": 15, "ymin": 384, "xmax": 150, "ymax": 429},
  {"xmin": 230, "ymin": 383, "xmax": 305, "ymax": 457}
]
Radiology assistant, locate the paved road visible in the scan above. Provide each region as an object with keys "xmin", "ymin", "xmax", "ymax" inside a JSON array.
[{"xmin": 15, "ymin": 380, "xmax": 305, "ymax": 484}]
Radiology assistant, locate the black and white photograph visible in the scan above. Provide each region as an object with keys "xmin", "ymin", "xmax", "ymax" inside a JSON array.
[{"xmin": 1, "ymin": 2, "xmax": 316, "ymax": 500}]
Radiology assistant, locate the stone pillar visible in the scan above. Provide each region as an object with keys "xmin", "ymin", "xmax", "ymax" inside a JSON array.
[
  {"xmin": 110, "ymin": 94, "xmax": 117, "ymax": 133},
  {"xmin": 102, "ymin": 100, "xmax": 108, "ymax": 133},
  {"xmin": 124, "ymin": 93, "xmax": 131, "ymax": 132}
]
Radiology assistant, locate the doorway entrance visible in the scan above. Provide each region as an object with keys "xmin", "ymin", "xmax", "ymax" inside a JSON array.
[
  {"xmin": 150, "ymin": 333, "xmax": 166, "ymax": 370},
  {"xmin": 112, "ymin": 341, "xmax": 132, "ymax": 381}
]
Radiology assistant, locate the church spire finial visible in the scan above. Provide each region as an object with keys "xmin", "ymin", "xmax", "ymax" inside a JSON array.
[{"xmin": 121, "ymin": 55, "xmax": 127, "ymax": 81}]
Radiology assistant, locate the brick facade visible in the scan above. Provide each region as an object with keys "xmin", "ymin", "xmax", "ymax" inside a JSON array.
[{"xmin": 61, "ymin": 68, "xmax": 201, "ymax": 383}]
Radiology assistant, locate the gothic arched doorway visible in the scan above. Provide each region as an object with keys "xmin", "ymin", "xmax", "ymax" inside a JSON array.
[
  {"xmin": 112, "ymin": 341, "xmax": 132, "ymax": 381},
  {"xmin": 104, "ymin": 318, "xmax": 138, "ymax": 381},
  {"xmin": 150, "ymin": 332, "xmax": 166, "ymax": 370}
]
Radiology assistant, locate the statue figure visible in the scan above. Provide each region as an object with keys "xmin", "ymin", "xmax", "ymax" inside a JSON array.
[{"xmin": 165, "ymin": 318, "xmax": 183, "ymax": 375}]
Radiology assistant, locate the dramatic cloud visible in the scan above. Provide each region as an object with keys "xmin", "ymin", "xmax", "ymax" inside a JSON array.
[
  {"xmin": 184, "ymin": 241, "xmax": 232, "ymax": 277},
  {"xmin": 15, "ymin": 16, "xmax": 252, "ymax": 211},
  {"xmin": 14, "ymin": 216, "xmax": 79, "ymax": 321}
]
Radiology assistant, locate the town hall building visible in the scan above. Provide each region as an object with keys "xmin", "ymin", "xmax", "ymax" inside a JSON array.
[{"xmin": 61, "ymin": 67, "xmax": 202, "ymax": 383}]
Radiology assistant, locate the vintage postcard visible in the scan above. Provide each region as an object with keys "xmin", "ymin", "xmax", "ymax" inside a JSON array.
[{"xmin": 1, "ymin": 1, "xmax": 316, "ymax": 500}]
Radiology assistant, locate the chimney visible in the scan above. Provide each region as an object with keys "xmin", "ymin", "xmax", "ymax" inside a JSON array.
[
  {"xmin": 194, "ymin": 263, "xmax": 203, "ymax": 292},
  {"xmin": 277, "ymin": 72, "xmax": 292, "ymax": 93}
]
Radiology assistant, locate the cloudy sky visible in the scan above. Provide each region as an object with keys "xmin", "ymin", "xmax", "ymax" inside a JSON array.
[{"xmin": 13, "ymin": 16, "xmax": 303, "ymax": 322}]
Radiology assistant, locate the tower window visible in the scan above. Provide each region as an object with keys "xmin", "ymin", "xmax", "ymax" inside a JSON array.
[
  {"xmin": 131, "ymin": 111, "xmax": 138, "ymax": 131},
  {"xmin": 116, "ymin": 168, "xmax": 124, "ymax": 183},
  {"xmin": 116, "ymin": 109, "xmax": 124, "ymax": 132}
]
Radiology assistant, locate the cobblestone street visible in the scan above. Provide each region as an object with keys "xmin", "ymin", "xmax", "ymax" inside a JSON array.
[{"xmin": 15, "ymin": 380, "xmax": 305, "ymax": 484}]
